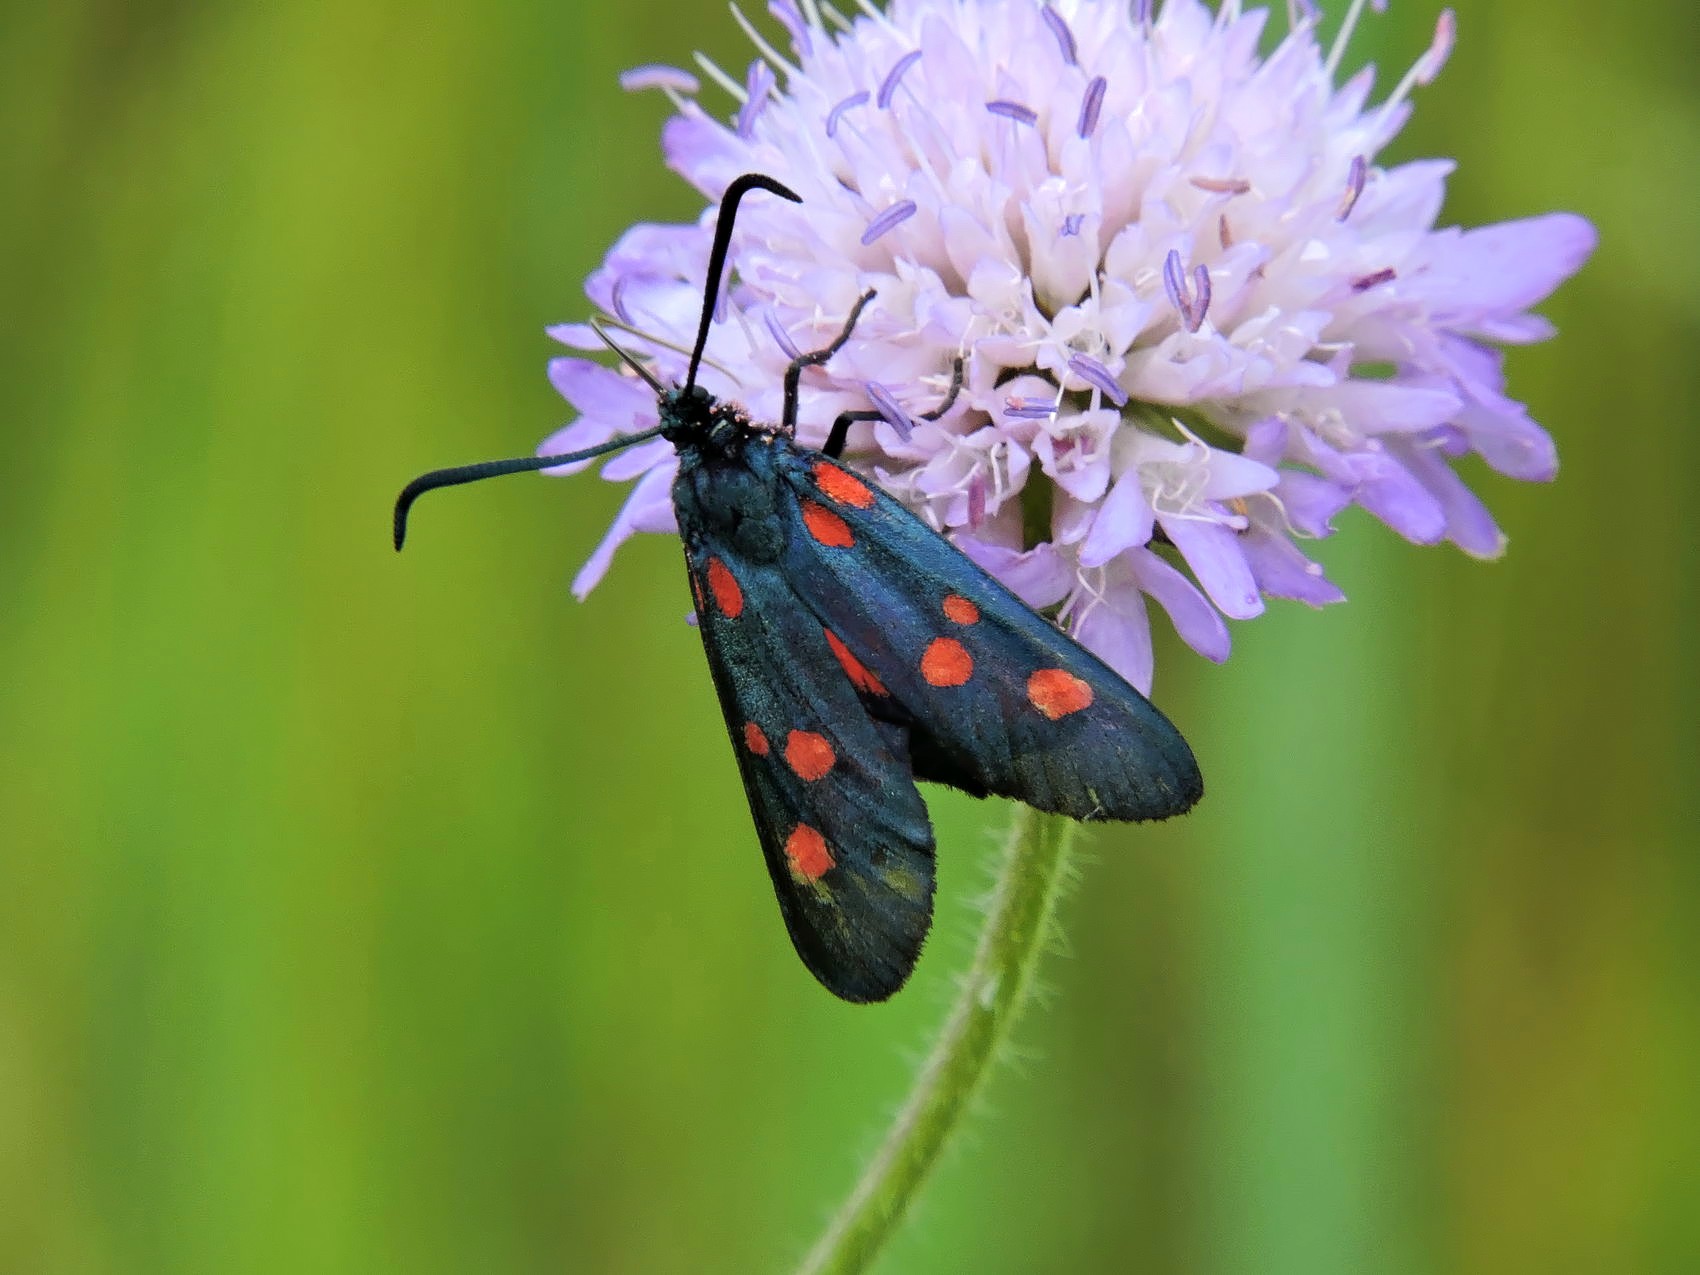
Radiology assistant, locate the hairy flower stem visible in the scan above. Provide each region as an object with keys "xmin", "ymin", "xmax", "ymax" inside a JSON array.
[{"xmin": 794, "ymin": 807, "xmax": 1079, "ymax": 1275}]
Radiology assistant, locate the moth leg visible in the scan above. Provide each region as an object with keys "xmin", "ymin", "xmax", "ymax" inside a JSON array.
[
  {"xmin": 782, "ymin": 289, "xmax": 878, "ymax": 433},
  {"xmin": 821, "ymin": 357, "xmax": 966, "ymax": 459}
]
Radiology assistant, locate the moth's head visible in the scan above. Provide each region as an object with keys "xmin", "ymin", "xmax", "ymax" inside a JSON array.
[{"xmin": 659, "ymin": 384, "xmax": 752, "ymax": 456}]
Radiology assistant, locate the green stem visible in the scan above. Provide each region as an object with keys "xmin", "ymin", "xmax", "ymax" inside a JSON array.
[{"xmin": 793, "ymin": 807, "xmax": 1080, "ymax": 1275}]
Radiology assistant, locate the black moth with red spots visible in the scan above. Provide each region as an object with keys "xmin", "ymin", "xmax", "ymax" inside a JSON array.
[{"xmin": 395, "ymin": 174, "xmax": 1203, "ymax": 1003}]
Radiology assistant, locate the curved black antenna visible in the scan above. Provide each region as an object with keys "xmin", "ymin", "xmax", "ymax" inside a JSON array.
[
  {"xmin": 685, "ymin": 173, "xmax": 802, "ymax": 393},
  {"xmin": 393, "ymin": 426, "xmax": 667, "ymax": 551}
]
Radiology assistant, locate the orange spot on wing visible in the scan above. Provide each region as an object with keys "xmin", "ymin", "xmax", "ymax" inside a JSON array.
[
  {"xmin": 921, "ymin": 637, "xmax": 973, "ymax": 687},
  {"xmin": 812, "ymin": 462, "xmax": 875, "ymax": 508},
  {"xmin": 942, "ymin": 594, "xmax": 980, "ymax": 625},
  {"xmin": 744, "ymin": 722, "xmax": 769, "ymax": 755},
  {"xmin": 785, "ymin": 730, "xmax": 836, "ymax": 781},
  {"xmin": 691, "ymin": 572, "xmax": 705, "ymax": 610},
  {"xmin": 706, "ymin": 557, "xmax": 743, "ymax": 618},
  {"xmin": 802, "ymin": 500, "xmax": 855, "ymax": 548},
  {"xmin": 824, "ymin": 629, "xmax": 889, "ymax": 696},
  {"xmin": 784, "ymin": 825, "xmax": 835, "ymax": 881},
  {"xmin": 1027, "ymin": 668, "xmax": 1094, "ymax": 719}
]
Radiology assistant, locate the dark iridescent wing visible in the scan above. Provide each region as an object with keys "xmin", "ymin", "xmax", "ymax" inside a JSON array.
[
  {"xmin": 683, "ymin": 540, "xmax": 936, "ymax": 1003},
  {"xmin": 773, "ymin": 445, "xmax": 1203, "ymax": 822}
]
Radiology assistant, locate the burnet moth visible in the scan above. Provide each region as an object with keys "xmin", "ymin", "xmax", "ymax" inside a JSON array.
[{"xmin": 395, "ymin": 174, "xmax": 1203, "ymax": 1002}]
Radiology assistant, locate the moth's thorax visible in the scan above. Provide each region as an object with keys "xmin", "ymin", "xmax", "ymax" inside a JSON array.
[
  {"xmin": 672, "ymin": 419, "xmax": 790, "ymax": 565},
  {"xmin": 659, "ymin": 384, "xmax": 782, "ymax": 461}
]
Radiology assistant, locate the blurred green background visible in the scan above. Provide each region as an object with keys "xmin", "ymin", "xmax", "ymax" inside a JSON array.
[{"xmin": 2, "ymin": 1, "xmax": 1692, "ymax": 1272}]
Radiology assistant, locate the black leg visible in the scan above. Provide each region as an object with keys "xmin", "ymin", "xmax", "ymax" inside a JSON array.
[
  {"xmin": 782, "ymin": 290, "xmax": 878, "ymax": 432},
  {"xmin": 822, "ymin": 356, "xmax": 966, "ymax": 459}
]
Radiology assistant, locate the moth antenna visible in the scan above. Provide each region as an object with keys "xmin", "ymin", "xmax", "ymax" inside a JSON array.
[
  {"xmin": 686, "ymin": 173, "xmax": 803, "ymax": 393},
  {"xmin": 393, "ymin": 425, "xmax": 668, "ymax": 551},
  {"xmin": 590, "ymin": 317, "xmax": 667, "ymax": 394}
]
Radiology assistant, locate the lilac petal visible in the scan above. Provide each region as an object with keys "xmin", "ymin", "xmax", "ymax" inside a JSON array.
[
  {"xmin": 548, "ymin": 358, "xmax": 652, "ymax": 418},
  {"xmin": 1159, "ymin": 517, "xmax": 1264, "ymax": 619},
  {"xmin": 1395, "ymin": 441, "xmax": 1507, "ymax": 558},
  {"xmin": 1276, "ymin": 470, "xmax": 1351, "ymax": 537},
  {"xmin": 1131, "ymin": 549, "xmax": 1231, "ymax": 663},
  {"xmin": 1354, "ymin": 457, "xmax": 1447, "ymax": 544},
  {"xmin": 1419, "ymin": 213, "xmax": 1598, "ymax": 319},
  {"xmin": 954, "ymin": 538, "xmax": 1072, "ymax": 608},
  {"xmin": 1239, "ymin": 527, "xmax": 1346, "ymax": 606},
  {"xmin": 571, "ymin": 463, "xmax": 679, "ymax": 598},
  {"xmin": 1073, "ymin": 586, "xmax": 1154, "ymax": 695},
  {"xmin": 1197, "ymin": 449, "xmax": 1280, "ymax": 501},
  {"xmin": 1457, "ymin": 395, "xmax": 1558, "ymax": 481},
  {"xmin": 1079, "ymin": 471, "xmax": 1155, "ymax": 568}
]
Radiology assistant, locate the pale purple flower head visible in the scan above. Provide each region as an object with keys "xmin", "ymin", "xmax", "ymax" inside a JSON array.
[{"xmin": 543, "ymin": 0, "xmax": 1594, "ymax": 693}]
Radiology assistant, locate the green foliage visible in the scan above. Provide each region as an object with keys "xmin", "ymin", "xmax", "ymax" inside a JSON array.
[{"xmin": 0, "ymin": 2, "xmax": 1693, "ymax": 1273}]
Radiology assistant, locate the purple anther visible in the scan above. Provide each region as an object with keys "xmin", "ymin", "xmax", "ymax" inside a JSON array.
[
  {"xmin": 686, "ymin": 609, "xmax": 700, "ymax": 628},
  {"xmin": 1041, "ymin": 6, "xmax": 1078, "ymax": 65},
  {"xmin": 877, "ymin": 50, "xmax": 922, "ymax": 109},
  {"xmin": 1190, "ymin": 264, "xmax": 1212, "ymax": 330},
  {"xmin": 867, "ymin": 383, "xmax": 914, "ymax": 439},
  {"xmin": 737, "ymin": 60, "xmax": 774, "ymax": 139},
  {"xmin": 1417, "ymin": 9, "xmax": 1456, "ymax": 85},
  {"xmin": 763, "ymin": 308, "xmax": 802, "ymax": 361},
  {"xmin": 768, "ymin": 0, "xmax": 811, "ymax": 55},
  {"xmin": 986, "ymin": 99, "xmax": 1039, "ymax": 126},
  {"xmin": 1004, "ymin": 397, "xmax": 1060, "ymax": 420},
  {"xmin": 967, "ymin": 476, "xmax": 988, "ymax": 528},
  {"xmin": 1163, "ymin": 249, "xmax": 1188, "ymax": 318},
  {"xmin": 1068, "ymin": 354, "xmax": 1129, "ymax": 407},
  {"xmin": 861, "ymin": 199, "xmax": 917, "ymax": 246},
  {"xmin": 1061, "ymin": 213, "xmax": 1085, "ymax": 237},
  {"xmin": 610, "ymin": 275, "xmax": 634, "ymax": 325},
  {"xmin": 825, "ymin": 89, "xmax": 869, "ymax": 138},
  {"xmin": 619, "ymin": 64, "xmax": 701, "ymax": 94},
  {"xmin": 1337, "ymin": 154, "xmax": 1367, "ymax": 222},
  {"xmin": 1191, "ymin": 176, "xmax": 1251, "ymax": 195},
  {"xmin": 1133, "ymin": 0, "xmax": 1152, "ymax": 25},
  {"xmin": 1352, "ymin": 267, "xmax": 1397, "ymax": 292},
  {"xmin": 1077, "ymin": 76, "xmax": 1107, "ymax": 138}
]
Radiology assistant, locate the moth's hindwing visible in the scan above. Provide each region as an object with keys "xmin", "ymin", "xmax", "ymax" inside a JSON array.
[
  {"xmin": 776, "ymin": 446, "xmax": 1204, "ymax": 822},
  {"xmin": 685, "ymin": 537, "xmax": 937, "ymax": 1003}
]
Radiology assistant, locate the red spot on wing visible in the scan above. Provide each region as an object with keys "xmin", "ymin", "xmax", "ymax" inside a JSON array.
[
  {"xmin": 802, "ymin": 500, "xmax": 855, "ymax": 548},
  {"xmin": 812, "ymin": 461, "xmax": 875, "ymax": 508},
  {"xmin": 706, "ymin": 557, "xmax": 743, "ymax": 618},
  {"xmin": 784, "ymin": 825, "xmax": 835, "ymax": 881},
  {"xmin": 1027, "ymin": 668, "xmax": 1094, "ymax": 719},
  {"xmin": 942, "ymin": 594, "xmax": 980, "ymax": 625},
  {"xmin": 785, "ymin": 730, "xmax": 836, "ymax": 781},
  {"xmin": 744, "ymin": 722, "xmax": 769, "ymax": 755},
  {"xmin": 824, "ymin": 629, "xmax": 889, "ymax": 696},
  {"xmin": 921, "ymin": 637, "xmax": 973, "ymax": 687}
]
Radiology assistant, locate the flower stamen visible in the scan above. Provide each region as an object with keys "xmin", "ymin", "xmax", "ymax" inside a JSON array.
[
  {"xmin": 877, "ymin": 50, "xmax": 922, "ymax": 109},
  {"xmin": 1352, "ymin": 267, "xmax": 1396, "ymax": 292},
  {"xmin": 1077, "ymin": 76, "xmax": 1107, "ymax": 138},
  {"xmin": 867, "ymin": 383, "xmax": 915, "ymax": 438},
  {"xmin": 826, "ymin": 89, "xmax": 870, "ymax": 137},
  {"xmin": 737, "ymin": 60, "xmax": 775, "ymax": 138},
  {"xmin": 986, "ymin": 99, "xmax": 1039, "ymax": 126},
  {"xmin": 1164, "ymin": 250, "xmax": 1212, "ymax": 333},
  {"xmin": 1337, "ymin": 154, "xmax": 1367, "ymax": 221},
  {"xmin": 1040, "ymin": 7, "xmax": 1078, "ymax": 66},
  {"xmin": 861, "ymin": 199, "xmax": 918, "ymax": 245},
  {"xmin": 1191, "ymin": 176, "xmax": 1251, "ymax": 195},
  {"xmin": 1067, "ymin": 354, "xmax": 1128, "ymax": 407}
]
